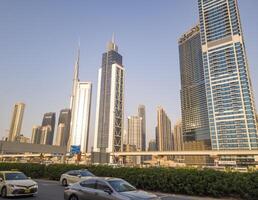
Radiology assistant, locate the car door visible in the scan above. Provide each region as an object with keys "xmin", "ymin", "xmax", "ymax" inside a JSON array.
[
  {"xmin": 77, "ymin": 179, "xmax": 98, "ymax": 200},
  {"xmin": 67, "ymin": 171, "xmax": 79, "ymax": 184},
  {"xmin": 95, "ymin": 180, "xmax": 116, "ymax": 200},
  {"xmin": 0, "ymin": 173, "xmax": 4, "ymax": 191}
]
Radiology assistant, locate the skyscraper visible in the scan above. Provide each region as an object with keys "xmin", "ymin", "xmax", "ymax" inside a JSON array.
[
  {"xmin": 41, "ymin": 112, "xmax": 55, "ymax": 145},
  {"xmin": 70, "ymin": 82, "xmax": 92, "ymax": 153},
  {"xmin": 31, "ymin": 125, "xmax": 41, "ymax": 144},
  {"xmin": 138, "ymin": 105, "xmax": 146, "ymax": 151},
  {"xmin": 173, "ymin": 120, "xmax": 183, "ymax": 152},
  {"xmin": 156, "ymin": 107, "xmax": 173, "ymax": 151},
  {"xmin": 127, "ymin": 116, "xmax": 142, "ymax": 151},
  {"xmin": 93, "ymin": 35, "xmax": 125, "ymax": 163},
  {"xmin": 40, "ymin": 125, "xmax": 52, "ymax": 145},
  {"xmin": 179, "ymin": 25, "xmax": 211, "ymax": 164},
  {"xmin": 8, "ymin": 102, "xmax": 25, "ymax": 142},
  {"xmin": 56, "ymin": 109, "xmax": 71, "ymax": 146},
  {"xmin": 198, "ymin": 0, "xmax": 258, "ymax": 150},
  {"xmin": 68, "ymin": 47, "xmax": 92, "ymax": 153}
]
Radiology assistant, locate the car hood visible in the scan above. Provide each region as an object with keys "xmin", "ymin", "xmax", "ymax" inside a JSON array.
[
  {"xmin": 120, "ymin": 190, "xmax": 158, "ymax": 200},
  {"xmin": 6, "ymin": 179, "xmax": 37, "ymax": 186}
]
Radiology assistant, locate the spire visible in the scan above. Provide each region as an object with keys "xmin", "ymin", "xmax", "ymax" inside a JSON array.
[
  {"xmin": 70, "ymin": 43, "xmax": 80, "ymax": 109},
  {"xmin": 107, "ymin": 33, "xmax": 118, "ymax": 52}
]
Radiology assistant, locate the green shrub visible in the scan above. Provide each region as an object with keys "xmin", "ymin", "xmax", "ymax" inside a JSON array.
[
  {"xmin": 0, "ymin": 162, "xmax": 44, "ymax": 178},
  {"xmin": 0, "ymin": 163, "xmax": 257, "ymax": 199}
]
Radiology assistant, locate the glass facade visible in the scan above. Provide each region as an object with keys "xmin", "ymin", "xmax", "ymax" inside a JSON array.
[
  {"xmin": 198, "ymin": 0, "xmax": 258, "ymax": 150},
  {"xmin": 41, "ymin": 112, "xmax": 55, "ymax": 145},
  {"xmin": 58, "ymin": 109, "xmax": 71, "ymax": 146},
  {"xmin": 179, "ymin": 25, "xmax": 210, "ymax": 145}
]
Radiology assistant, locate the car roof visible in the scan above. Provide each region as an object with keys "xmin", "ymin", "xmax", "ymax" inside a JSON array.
[
  {"xmin": 0, "ymin": 171, "xmax": 22, "ymax": 173},
  {"xmin": 83, "ymin": 177, "xmax": 122, "ymax": 181}
]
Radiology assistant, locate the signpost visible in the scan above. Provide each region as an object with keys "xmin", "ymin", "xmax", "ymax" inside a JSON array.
[{"xmin": 70, "ymin": 145, "xmax": 81, "ymax": 154}]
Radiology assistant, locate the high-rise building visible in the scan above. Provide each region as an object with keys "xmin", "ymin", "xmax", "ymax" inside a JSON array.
[
  {"xmin": 8, "ymin": 102, "xmax": 25, "ymax": 142},
  {"xmin": 70, "ymin": 82, "xmax": 92, "ymax": 153},
  {"xmin": 68, "ymin": 47, "xmax": 92, "ymax": 153},
  {"xmin": 138, "ymin": 105, "xmax": 146, "ymax": 151},
  {"xmin": 56, "ymin": 109, "xmax": 71, "ymax": 146},
  {"xmin": 55, "ymin": 123, "xmax": 65, "ymax": 146},
  {"xmin": 156, "ymin": 107, "xmax": 173, "ymax": 151},
  {"xmin": 40, "ymin": 125, "xmax": 52, "ymax": 145},
  {"xmin": 93, "ymin": 35, "xmax": 125, "ymax": 163},
  {"xmin": 179, "ymin": 25, "xmax": 211, "ymax": 164},
  {"xmin": 17, "ymin": 135, "xmax": 30, "ymax": 143},
  {"xmin": 31, "ymin": 125, "xmax": 41, "ymax": 144},
  {"xmin": 148, "ymin": 140, "xmax": 157, "ymax": 151},
  {"xmin": 198, "ymin": 0, "xmax": 258, "ymax": 150},
  {"xmin": 173, "ymin": 120, "xmax": 183, "ymax": 152},
  {"xmin": 127, "ymin": 116, "xmax": 142, "ymax": 150},
  {"xmin": 41, "ymin": 112, "xmax": 55, "ymax": 145}
]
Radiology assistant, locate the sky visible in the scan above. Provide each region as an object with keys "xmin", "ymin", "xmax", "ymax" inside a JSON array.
[{"xmin": 0, "ymin": 0, "xmax": 258, "ymax": 149}]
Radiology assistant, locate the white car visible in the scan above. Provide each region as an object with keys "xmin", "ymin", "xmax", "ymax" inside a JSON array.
[
  {"xmin": 0, "ymin": 171, "xmax": 38, "ymax": 197},
  {"xmin": 60, "ymin": 169, "xmax": 94, "ymax": 186}
]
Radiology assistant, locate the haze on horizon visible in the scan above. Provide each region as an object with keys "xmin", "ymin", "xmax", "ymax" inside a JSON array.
[{"xmin": 0, "ymin": 0, "xmax": 258, "ymax": 149}]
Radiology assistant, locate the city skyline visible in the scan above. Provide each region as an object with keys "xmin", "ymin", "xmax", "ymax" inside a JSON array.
[{"xmin": 1, "ymin": 0, "xmax": 258, "ymax": 149}]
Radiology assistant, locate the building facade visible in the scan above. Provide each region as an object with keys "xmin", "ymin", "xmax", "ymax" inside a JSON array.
[
  {"xmin": 56, "ymin": 109, "xmax": 71, "ymax": 146},
  {"xmin": 41, "ymin": 112, "xmax": 56, "ymax": 145},
  {"xmin": 70, "ymin": 82, "xmax": 92, "ymax": 153},
  {"xmin": 8, "ymin": 102, "xmax": 25, "ymax": 142},
  {"xmin": 198, "ymin": 0, "xmax": 258, "ymax": 150},
  {"xmin": 138, "ymin": 105, "xmax": 146, "ymax": 151},
  {"xmin": 156, "ymin": 107, "xmax": 173, "ymax": 151},
  {"xmin": 31, "ymin": 125, "xmax": 41, "ymax": 144},
  {"xmin": 173, "ymin": 120, "xmax": 184, "ymax": 152},
  {"xmin": 127, "ymin": 116, "xmax": 142, "ymax": 150},
  {"xmin": 93, "ymin": 36, "xmax": 125, "ymax": 163},
  {"xmin": 179, "ymin": 25, "xmax": 212, "ymax": 164},
  {"xmin": 40, "ymin": 125, "xmax": 52, "ymax": 145}
]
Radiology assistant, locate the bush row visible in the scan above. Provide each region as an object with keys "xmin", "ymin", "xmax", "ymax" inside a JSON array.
[{"xmin": 0, "ymin": 163, "xmax": 257, "ymax": 200}]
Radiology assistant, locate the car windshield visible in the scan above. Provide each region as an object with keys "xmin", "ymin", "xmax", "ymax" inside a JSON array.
[
  {"xmin": 5, "ymin": 173, "xmax": 28, "ymax": 180},
  {"xmin": 108, "ymin": 180, "xmax": 136, "ymax": 192},
  {"xmin": 80, "ymin": 170, "xmax": 94, "ymax": 177}
]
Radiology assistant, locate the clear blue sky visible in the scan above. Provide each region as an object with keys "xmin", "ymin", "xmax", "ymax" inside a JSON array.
[{"xmin": 0, "ymin": 0, "xmax": 258, "ymax": 148}]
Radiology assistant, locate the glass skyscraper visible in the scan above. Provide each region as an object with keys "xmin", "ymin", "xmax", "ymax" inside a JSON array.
[
  {"xmin": 93, "ymin": 36, "xmax": 125, "ymax": 163},
  {"xmin": 198, "ymin": 0, "xmax": 258, "ymax": 150},
  {"xmin": 179, "ymin": 25, "xmax": 211, "ymax": 150}
]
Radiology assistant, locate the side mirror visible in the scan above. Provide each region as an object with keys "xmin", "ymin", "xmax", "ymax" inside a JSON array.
[
  {"xmin": 104, "ymin": 188, "xmax": 113, "ymax": 195},
  {"xmin": 0, "ymin": 178, "xmax": 3, "ymax": 182},
  {"xmin": 77, "ymin": 175, "xmax": 81, "ymax": 178}
]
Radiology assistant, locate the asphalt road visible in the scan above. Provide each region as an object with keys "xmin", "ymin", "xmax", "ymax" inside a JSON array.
[{"xmin": 0, "ymin": 179, "xmax": 233, "ymax": 200}]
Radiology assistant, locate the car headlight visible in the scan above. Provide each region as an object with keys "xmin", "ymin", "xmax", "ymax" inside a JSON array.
[{"xmin": 7, "ymin": 184, "xmax": 16, "ymax": 188}]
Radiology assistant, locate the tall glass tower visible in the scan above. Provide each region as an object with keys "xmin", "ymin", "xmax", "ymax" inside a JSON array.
[
  {"xmin": 179, "ymin": 25, "xmax": 211, "ymax": 150},
  {"xmin": 198, "ymin": 0, "xmax": 258, "ymax": 150},
  {"xmin": 93, "ymin": 35, "xmax": 125, "ymax": 163}
]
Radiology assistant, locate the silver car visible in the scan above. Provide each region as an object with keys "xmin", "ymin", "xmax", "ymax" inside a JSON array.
[
  {"xmin": 64, "ymin": 177, "xmax": 160, "ymax": 200},
  {"xmin": 60, "ymin": 169, "xmax": 94, "ymax": 186}
]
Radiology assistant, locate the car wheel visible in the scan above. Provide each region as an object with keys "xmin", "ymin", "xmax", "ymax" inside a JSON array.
[
  {"xmin": 62, "ymin": 178, "xmax": 68, "ymax": 186},
  {"xmin": 1, "ymin": 187, "xmax": 7, "ymax": 198},
  {"xmin": 69, "ymin": 195, "xmax": 79, "ymax": 200}
]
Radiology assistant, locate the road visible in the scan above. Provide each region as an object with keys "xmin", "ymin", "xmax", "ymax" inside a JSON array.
[{"xmin": 0, "ymin": 179, "xmax": 234, "ymax": 200}]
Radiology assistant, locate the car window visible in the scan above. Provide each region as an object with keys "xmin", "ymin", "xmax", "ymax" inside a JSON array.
[
  {"xmin": 80, "ymin": 179, "xmax": 96, "ymax": 189},
  {"xmin": 68, "ymin": 171, "xmax": 79, "ymax": 176},
  {"xmin": 108, "ymin": 180, "xmax": 136, "ymax": 192},
  {"xmin": 0, "ymin": 173, "xmax": 4, "ymax": 180},
  {"xmin": 5, "ymin": 173, "xmax": 28, "ymax": 181},
  {"xmin": 80, "ymin": 170, "xmax": 94, "ymax": 177},
  {"xmin": 96, "ymin": 181, "xmax": 111, "ymax": 191}
]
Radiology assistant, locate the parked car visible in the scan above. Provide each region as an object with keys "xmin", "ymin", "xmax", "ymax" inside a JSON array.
[
  {"xmin": 64, "ymin": 177, "xmax": 160, "ymax": 200},
  {"xmin": 60, "ymin": 169, "xmax": 95, "ymax": 186},
  {"xmin": 0, "ymin": 171, "xmax": 38, "ymax": 198}
]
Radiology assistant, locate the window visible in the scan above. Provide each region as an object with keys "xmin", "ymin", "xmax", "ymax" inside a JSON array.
[
  {"xmin": 80, "ymin": 179, "xmax": 96, "ymax": 189},
  {"xmin": 0, "ymin": 173, "xmax": 3, "ymax": 180},
  {"xmin": 68, "ymin": 171, "xmax": 79, "ymax": 176},
  {"xmin": 96, "ymin": 181, "xmax": 111, "ymax": 191}
]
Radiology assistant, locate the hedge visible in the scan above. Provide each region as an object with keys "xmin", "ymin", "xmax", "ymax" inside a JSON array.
[{"xmin": 0, "ymin": 163, "xmax": 257, "ymax": 200}]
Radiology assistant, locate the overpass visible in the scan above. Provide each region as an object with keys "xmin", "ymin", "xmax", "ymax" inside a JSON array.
[{"xmin": 111, "ymin": 150, "xmax": 258, "ymax": 157}]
